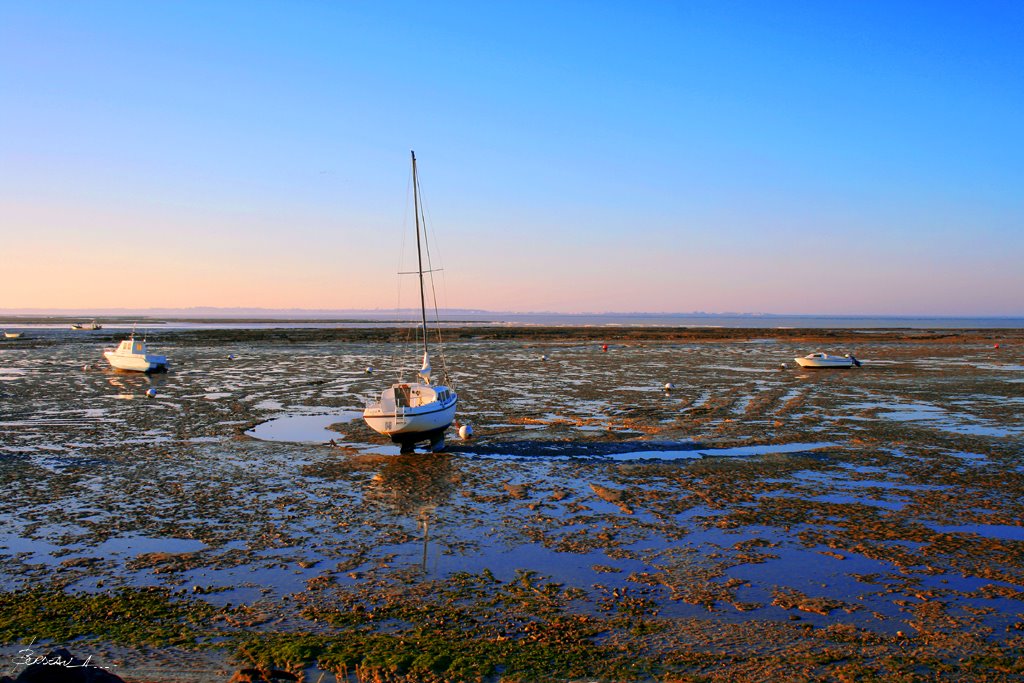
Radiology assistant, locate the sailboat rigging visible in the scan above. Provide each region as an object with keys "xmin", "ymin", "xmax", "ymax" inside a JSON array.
[{"xmin": 363, "ymin": 151, "xmax": 458, "ymax": 453}]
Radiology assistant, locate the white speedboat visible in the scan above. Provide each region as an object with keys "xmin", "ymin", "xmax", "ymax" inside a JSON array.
[
  {"xmin": 103, "ymin": 331, "xmax": 169, "ymax": 373},
  {"xmin": 794, "ymin": 352, "xmax": 861, "ymax": 368},
  {"xmin": 364, "ymin": 152, "xmax": 458, "ymax": 453},
  {"xmin": 71, "ymin": 320, "xmax": 102, "ymax": 330},
  {"xmin": 3, "ymin": 332, "xmax": 22, "ymax": 339}
]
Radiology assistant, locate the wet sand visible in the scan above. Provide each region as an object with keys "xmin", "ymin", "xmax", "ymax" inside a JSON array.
[{"xmin": 1, "ymin": 328, "xmax": 1022, "ymax": 681}]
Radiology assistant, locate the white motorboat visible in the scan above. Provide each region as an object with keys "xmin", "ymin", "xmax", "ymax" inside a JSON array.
[
  {"xmin": 794, "ymin": 352, "xmax": 861, "ymax": 368},
  {"xmin": 103, "ymin": 330, "xmax": 169, "ymax": 373},
  {"xmin": 3, "ymin": 332, "xmax": 22, "ymax": 339},
  {"xmin": 71, "ymin": 320, "xmax": 102, "ymax": 330},
  {"xmin": 363, "ymin": 151, "xmax": 458, "ymax": 453}
]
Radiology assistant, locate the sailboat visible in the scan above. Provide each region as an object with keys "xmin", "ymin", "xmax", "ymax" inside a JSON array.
[{"xmin": 363, "ymin": 152, "xmax": 458, "ymax": 453}]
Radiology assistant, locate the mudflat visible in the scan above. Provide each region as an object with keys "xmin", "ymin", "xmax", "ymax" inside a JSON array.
[{"xmin": 1, "ymin": 327, "xmax": 1022, "ymax": 681}]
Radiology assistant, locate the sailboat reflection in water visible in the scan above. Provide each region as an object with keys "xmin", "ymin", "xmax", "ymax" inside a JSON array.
[{"xmin": 364, "ymin": 453, "xmax": 457, "ymax": 573}]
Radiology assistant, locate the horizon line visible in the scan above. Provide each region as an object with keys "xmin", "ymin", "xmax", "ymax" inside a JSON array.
[{"xmin": 1, "ymin": 307, "xmax": 1022, "ymax": 319}]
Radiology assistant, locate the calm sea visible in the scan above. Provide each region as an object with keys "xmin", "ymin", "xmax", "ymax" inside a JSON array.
[
  {"xmin": 4, "ymin": 313, "xmax": 1023, "ymax": 330},
  {"xmin": 471, "ymin": 313, "xmax": 1024, "ymax": 329}
]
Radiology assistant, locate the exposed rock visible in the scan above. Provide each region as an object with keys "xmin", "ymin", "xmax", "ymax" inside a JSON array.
[
  {"xmin": 589, "ymin": 483, "xmax": 633, "ymax": 514},
  {"xmin": 504, "ymin": 482, "xmax": 529, "ymax": 499}
]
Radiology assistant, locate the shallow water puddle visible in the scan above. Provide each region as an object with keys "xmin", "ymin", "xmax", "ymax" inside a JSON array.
[
  {"xmin": 971, "ymin": 362, "xmax": 1024, "ymax": 372},
  {"xmin": 704, "ymin": 364, "xmax": 780, "ymax": 374},
  {"xmin": 608, "ymin": 441, "xmax": 838, "ymax": 461},
  {"xmin": 0, "ymin": 369, "xmax": 29, "ymax": 381},
  {"xmin": 848, "ymin": 400, "xmax": 1021, "ymax": 437},
  {"xmin": 253, "ymin": 399, "xmax": 284, "ymax": 410},
  {"xmin": 942, "ymin": 423, "xmax": 1021, "ymax": 437},
  {"xmin": 924, "ymin": 523, "xmax": 1024, "ymax": 541},
  {"xmin": 246, "ymin": 411, "xmax": 362, "ymax": 443},
  {"xmin": 463, "ymin": 440, "xmax": 838, "ymax": 461},
  {"xmin": 91, "ymin": 534, "xmax": 208, "ymax": 556},
  {"xmin": 0, "ymin": 533, "xmax": 206, "ymax": 569}
]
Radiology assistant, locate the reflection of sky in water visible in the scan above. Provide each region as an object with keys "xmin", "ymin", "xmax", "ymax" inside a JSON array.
[
  {"xmin": 603, "ymin": 442, "xmax": 837, "ymax": 461},
  {"xmin": 90, "ymin": 535, "xmax": 207, "ymax": 555},
  {"xmin": 246, "ymin": 411, "xmax": 361, "ymax": 443},
  {"xmin": 924, "ymin": 523, "xmax": 1024, "ymax": 541},
  {"xmin": 843, "ymin": 400, "xmax": 1022, "ymax": 438}
]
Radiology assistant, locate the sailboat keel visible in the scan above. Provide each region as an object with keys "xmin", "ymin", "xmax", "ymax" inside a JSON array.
[{"xmin": 392, "ymin": 426, "xmax": 450, "ymax": 454}]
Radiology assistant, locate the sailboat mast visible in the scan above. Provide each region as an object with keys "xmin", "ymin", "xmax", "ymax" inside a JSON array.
[{"xmin": 411, "ymin": 150, "xmax": 429, "ymax": 359}]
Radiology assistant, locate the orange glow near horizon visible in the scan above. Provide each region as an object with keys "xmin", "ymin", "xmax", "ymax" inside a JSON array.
[{"xmin": 3, "ymin": 3, "xmax": 1023, "ymax": 317}]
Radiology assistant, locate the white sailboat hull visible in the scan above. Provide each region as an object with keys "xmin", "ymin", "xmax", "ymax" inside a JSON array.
[{"xmin": 363, "ymin": 398, "xmax": 457, "ymax": 438}]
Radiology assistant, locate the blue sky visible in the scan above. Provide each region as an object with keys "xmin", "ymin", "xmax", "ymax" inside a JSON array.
[{"xmin": 2, "ymin": 1, "xmax": 1022, "ymax": 314}]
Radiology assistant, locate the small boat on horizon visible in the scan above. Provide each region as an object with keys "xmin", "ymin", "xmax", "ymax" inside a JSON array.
[
  {"xmin": 3, "ymin": 331, "xmax": 23, "ymax": 339},
  {"xmin": 71, "ymin": 320, "xmax": 102, "ymax": 330},
  {"xmin": 103, "ymin": 328, "xmax": 169, "ymax": 373},
  {"xmin": 794, "ymin": 352, "xmax": 861, "ymax": 369},
  {"xmin": 363, "ymin": 151, "xmax": 458, "ymax": 453}
]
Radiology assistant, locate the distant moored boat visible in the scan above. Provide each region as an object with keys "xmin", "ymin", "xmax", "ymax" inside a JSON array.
[
  {"xmin": 794, "ymin": 352, "xmax": 860, "ymax": 369},
  {"xmin": 103, "ymin": 328, "xmax": 168, "ymax": 373}
]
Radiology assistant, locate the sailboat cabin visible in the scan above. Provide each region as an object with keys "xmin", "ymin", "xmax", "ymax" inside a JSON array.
[{"xmin": 388, "ymin": 384, "xmax": 451, "ymax": 410}]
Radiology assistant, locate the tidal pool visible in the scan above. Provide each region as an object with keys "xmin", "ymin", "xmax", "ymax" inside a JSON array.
[{"xmin": 245, "ymin": 411, "xmax": 362, "ymax": 443}]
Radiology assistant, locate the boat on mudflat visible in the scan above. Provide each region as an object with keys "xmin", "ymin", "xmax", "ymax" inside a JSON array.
[
  {"xmin": 103, "ymin": 331, "xmax": 169, "ymax": 373},
  {"xmin": 3, "ymin": 332, "xmax": 23, "ymax": 339},
  {"xmin": 363, "ymin": 151, "xmax": 458, "ymax": 453},
  {"xmin": 794, "ymin": 352, "xmax": 861, "ymax": 369},
  {"xmin": 71, "ymin": 320, "xmax": 102, "ymax": 330}
]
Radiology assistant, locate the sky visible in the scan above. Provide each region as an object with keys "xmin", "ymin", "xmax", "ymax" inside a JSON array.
[{"xmin": 2, "ymin": 1, "xmax": 1022, "ymax": 315}]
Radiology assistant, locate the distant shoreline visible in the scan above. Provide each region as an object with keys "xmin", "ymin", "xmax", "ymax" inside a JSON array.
[
  {"xmin": 3, "ymin": 325, "xmax": 1018, "ymax": 347},
  {"xmin": 2, "ymin": 313, "xmax": 1023, "ymax": 331}
]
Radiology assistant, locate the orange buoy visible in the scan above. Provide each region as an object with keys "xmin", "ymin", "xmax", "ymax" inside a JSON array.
[{"xmin": 602, "ymin": 344, "xmax": 608, "ymax": 352}]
